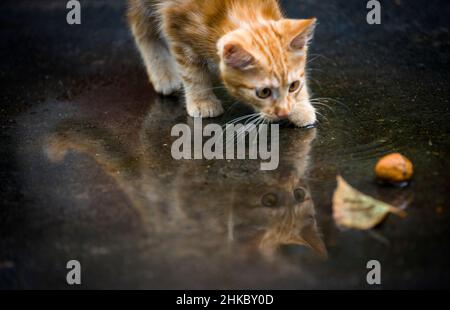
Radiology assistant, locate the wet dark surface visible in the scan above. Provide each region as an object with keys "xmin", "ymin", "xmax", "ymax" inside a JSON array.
[{"xmin": 1, "ymin": 0, "xmax": 450, "ymax": 289}]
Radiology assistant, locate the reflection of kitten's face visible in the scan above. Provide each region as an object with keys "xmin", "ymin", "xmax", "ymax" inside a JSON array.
[{"xmin": 228, "ymin": 169, "xmax": 326, "ymax": 259}]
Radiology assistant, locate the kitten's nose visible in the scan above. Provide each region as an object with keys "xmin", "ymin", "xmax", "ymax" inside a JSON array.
[{"xmin": 275, "ymin": 108, "xmax": 290, "ymax": 118}]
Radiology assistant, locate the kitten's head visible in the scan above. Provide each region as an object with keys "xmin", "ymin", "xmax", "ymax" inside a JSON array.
[
  {"xmin": 232, "ymin": 179, "xmax": 327, "ymax": 260},
  {"xmin": 218, "ymin": 18, "xmax": 317, "ymax": 127}
]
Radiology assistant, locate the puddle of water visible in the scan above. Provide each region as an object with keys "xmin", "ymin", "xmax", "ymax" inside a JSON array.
[
  {"xmin": 7, "ymin": 73, "xmax": 449, "ymax": 288},
  {"xmin": 11, "ymin": 84, "xmax": 330, "ymax": 288}
]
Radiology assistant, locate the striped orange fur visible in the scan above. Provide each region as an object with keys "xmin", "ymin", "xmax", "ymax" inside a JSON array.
[{"xmin": 128, "ymin": 0, "xmax": 317, "ymax": 127}]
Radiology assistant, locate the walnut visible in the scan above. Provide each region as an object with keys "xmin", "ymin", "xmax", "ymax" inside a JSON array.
[{"xmin": 375, "ymin": 153, "xmax": 413, "ymax": 183}]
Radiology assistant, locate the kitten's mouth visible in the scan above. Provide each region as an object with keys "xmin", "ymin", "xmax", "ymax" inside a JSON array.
[
  {"xmin": 260, "ymin": 113, "xmax": 317, "ymax": 129},
  {"xmin": 260, "ymin": 113, "xmax": 287, "ymax": 122}
]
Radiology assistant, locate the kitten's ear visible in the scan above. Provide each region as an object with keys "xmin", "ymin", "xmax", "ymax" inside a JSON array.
[
  {"xmin": 222, "ymin": 43, "xmax": 255, "ymax": 70},
  {"xmin": 300, "ymin": 222, "xmax": 328, "ymax": 259},
  {"xmin": 281, "ymin": 18, "xmax": 317, "ymax": 50}
]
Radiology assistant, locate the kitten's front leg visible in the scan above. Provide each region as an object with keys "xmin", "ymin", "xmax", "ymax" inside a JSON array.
[
  {"xmin": 289, "ymin": 88, "xmax": 317, "ymax": 127},
  {"xmin": 127, "ymin": 2, "xmax": 182, "ymax": 95},
  {"xmin": 171, "ymin": 45, "xmax": 224, "ymax": 118}
]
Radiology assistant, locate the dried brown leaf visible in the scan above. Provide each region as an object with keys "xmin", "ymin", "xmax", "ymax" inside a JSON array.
[{"xmin": 332, "ymin": 176, "xmax": 406, "ymax": 230}]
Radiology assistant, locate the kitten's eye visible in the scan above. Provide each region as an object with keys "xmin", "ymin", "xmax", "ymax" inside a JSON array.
[
  {"xmin": 293, "ymin": 187, "xmax": 307, "ymax": 202},
  {"xmin": 289, "ymin": 80, "xmax": 301, "ymax": 93},
  {"xmin": 261, "ymin": 193, "xmax": 279, "ymax": 208},
  {"xmin": 256, "ymin": 87, "xmax": 272, "ymax": 99}
]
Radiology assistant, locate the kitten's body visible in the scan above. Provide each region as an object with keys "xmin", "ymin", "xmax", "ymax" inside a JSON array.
[{"xmin": 128, "ymin": 0, "xmax": 317, "ymax": 127}]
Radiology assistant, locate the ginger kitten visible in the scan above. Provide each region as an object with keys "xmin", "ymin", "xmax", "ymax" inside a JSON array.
[{"xmin": 128, "ymin": 0, "xmax": 317, "ymax": 127}]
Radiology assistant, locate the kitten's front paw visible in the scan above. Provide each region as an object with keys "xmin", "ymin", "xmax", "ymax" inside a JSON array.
[
  {"xmin": 187, "ymin": 97, "xmax": 224, "ymax": 118},
  {"xmin": 150, "ymin": 68, "xmax": 183, "ymax": 96},
  {"xmin": 151, "ymin": 74, "xmax": 183, "ymax": 96},
  {"xmin": 289, "ymin": 103, "xmax": 317, "ymax": 128}
]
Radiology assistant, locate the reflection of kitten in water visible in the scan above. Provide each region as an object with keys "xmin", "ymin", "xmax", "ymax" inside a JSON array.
[{"xmin": 43, "ymin": 97, "xmax": 326, "ymax": 261}]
